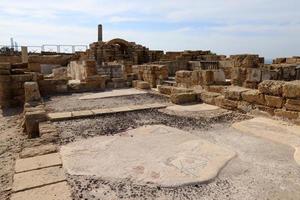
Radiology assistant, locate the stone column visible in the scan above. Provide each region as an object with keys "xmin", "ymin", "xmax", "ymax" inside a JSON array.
[
  {"xmin": 98, "ymin": 24, "xmax": 103, "ymax": 42},
  {"xmin": 21, "ymin": 46, "xmax": 29, "ymax": 63}
]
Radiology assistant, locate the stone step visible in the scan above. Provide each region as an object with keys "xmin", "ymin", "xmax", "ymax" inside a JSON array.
[
  {"xmin": 13, "ymin": 166, "xmax": 66, "ymax": 192},
  {"xmin": 15, "ymin": 153, "xmax": 62, "ymax": 173},
  {"xmin": 11, "ymin": 181, "xmax": 71, "ymax": 200},
  {"xmin": 47, "ymin": 103, "xmax": 167, "ymax": 121}
]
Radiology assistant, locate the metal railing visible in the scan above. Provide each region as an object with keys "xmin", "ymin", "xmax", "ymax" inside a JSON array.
[{"xmin": 0, "ymin": 44, "xmax": 88, "ymax": 54}]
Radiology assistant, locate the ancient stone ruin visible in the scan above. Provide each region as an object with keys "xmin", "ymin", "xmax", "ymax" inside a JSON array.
[{"xmin": 1, "ymin": 25, "xmax": 300, "ymax": 200}]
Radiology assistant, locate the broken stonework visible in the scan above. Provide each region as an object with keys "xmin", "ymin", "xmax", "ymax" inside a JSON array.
[
  {"xmin": 224, "ymin": 86, "xmax": 249, "ymax": 101},
  {"xmin": 200, "ymin": 91, "xmax": 221, "ymax": 105},
  {"xmin": 157, "ymin": 85, "xmax": 173, "ymax": 95},
  {"xmin": 136, "ymin": 81, "xmax": 150, "ymax": 90},
  {"xmin": 264, "ymin": 95, "xmax": 284, "ymax": 108},
  {"xmin": 24, "ymin": 109, "xmax": 47, "ymax": 138},
  {"xmin": 241, "ymin": 89, "xmax": 265, "ymax": 105},
  {"xmin": 24, "ymin": 82, "xmax": 42, "ymax": 103},
  {"xmin": 258, "ymin": 80, "xmax": 285, "ymax": 96},
  {"xmin": 282, "ymin": 81, "xmax": 300, "ymax": 98},
  {"xmin": 170, "ymin": 92, "xmax": 197, "ymax": 104},
  {"xmin": 274, "ymin": 109, "xmax": 299, "ymax": 120},
  {"xmin": 285, "ymin": 99, "xmax": 300, "ymax": 112}
]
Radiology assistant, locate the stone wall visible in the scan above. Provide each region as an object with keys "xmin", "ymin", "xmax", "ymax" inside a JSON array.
[
  {"xmin": 0, "ymin": 62, "xmax": 35, "ymax": 107},
  {"xmin": 201, "ymin": 80, "xmax": 300, "ymax": 122},
  {"xmin": 230, "ymin": 54, "xmax": 264, "ymax": 89},
  {"xmin": 132, "ymin": 64, "xmax": 168, "ymax": 88},
  {"xmin": 175, "ymin": 69, "xmax": 227, "ymax": 88},
  {"xmin": 68, "ymin": 60, "xmax": 97, "ymax": 81}
]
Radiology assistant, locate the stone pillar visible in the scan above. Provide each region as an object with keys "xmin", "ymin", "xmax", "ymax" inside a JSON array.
[
  {"xmin": 21, "ymin": 46, "xmax": 29, "ymax": 63},
  {"xmin": 98, "ymin": 24, "xmax": 103, "ymax": 42}
]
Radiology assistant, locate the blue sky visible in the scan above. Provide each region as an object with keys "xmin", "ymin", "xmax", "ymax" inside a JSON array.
[{"xmin": 0, "ymin": 0, "xmax": 299, "ymax": 58}]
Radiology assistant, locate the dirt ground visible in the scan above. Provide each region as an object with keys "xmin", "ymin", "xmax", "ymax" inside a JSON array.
[
  {"xmin": 0, "ymin": 109, "xmax": 25, "ymax": 200},
  {"xmin": 1, "ymin": 92, "xmax": 300, "ymax": 200}
]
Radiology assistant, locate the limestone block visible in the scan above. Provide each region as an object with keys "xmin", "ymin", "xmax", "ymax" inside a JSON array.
[
  {"xmin": 0, "ymin": 69, "xmax": 10, "ymax": 75},
  {"xmin": 0, "ymin": 62, "xmax": 11, "ymax": 70},
  {"xmin": 274, "ymin": 109, "xmax": 299, "ymax": 119},
  {"xmin": 137, "ymin": 81, "xmax": 150, "ymax": 89},
  {"xmin": 238, "ymin": 101, "xmax": 253, "ymax": 113},
  {"xmin": 282, "ymin": 65, "xmax": 296, "ymax": 80},
  {"xmin": 52, "ymin": 67, "xmax": 69, "ymax": 80},
  {"xmin": 20, "ymin": 144, "xmax": 57, "ymax": 159},
  {"xmin": 11, "ymin": 74, "xmax": 33, "ymax": 82},
  {"xmin": 0, "ymin": 75, "xmax": 11, "ymax": 82},
  {"xmin": 201, "ymin": 70, "xmax": 214, "ymax": 85},
  {"xmin": 285, "ymin": 99, "xmax": 300, "ymax": 112},
  {"xmin": 132, "ymin": 80, "xmax": 138, "ymax": 88},
  {"xmin": 25, "ymin": 110, "xmax": 47, "ymax": 138},
  {"xmin": 170, "ymin": 92, "xmax": 197, "ymax": 104},
  {"xmin": 213, "ymin": 70, "xmax": 226, "ymax": 84},
  {"xmin": 220, "ymin": 98, "xmax": 239, "ymax": 110},
  {"xmin": 15, "ymin": 153, "xmax": 61, "ymax": 173},
  {"xmin": 241, "ymin": 89, "xmax": 265, "ymax": 105},
  {"xmin": 28, "ymin": 63, "xmax": 41, "ymax": 72},
  {"xmin": 265, "ymin": 95, "xmax": 284, "ymax": 108},
  {"xmin": 246, "ymin": 68, "xmax": 261, "ymax": 82},
  {"xmin": 204, "ymin": 85, "xmax": 227, "ymax": 94},
  {"xmin": 224, "ymin": 86, "xmax": 249, "ymax": 101},
  {"xmin": 255, "ymin": 105, "xmax": 275, "ymax": 116},
  {"xmin": 171, "ymin": 87, "xmax": 194, "ymax": 94},
  {"xmin": 282, "ymin": 81, "xmax": 300, "ymax": 98},
  {"xmin": 13, "ymin": 166, "xmax": 66, "ymax": 192},
  {"xmin": 231, "ymin": 67, "xmax": 247, "ymax": 86},
  {"xmin": 11, "ymin": 181, "xmax": 71, "ymax": 200},
  {"xmin": 157, "ymin": 85, "xmax": 173, "ymax": 95},
  {"xmin": 231, "ymin": 54, "xmax": 261, "ymax": 68},
  {"xmin": 200, "ymin": 91, "xmax": 221, "ymax": 105},
  {"xmin": 214, "ymin": 95, "xmax": 225, "ymax": 107},
  {"xmin": 258, "ymin": 80, "xmax": 286, "ymax": 96},
  {"xmin": 24, "ymin": 82, "xmax": 42, "ymax": 103}
]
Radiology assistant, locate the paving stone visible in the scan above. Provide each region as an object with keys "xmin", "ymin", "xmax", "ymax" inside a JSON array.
[
  {"xmin": 13, "ymin": 166, "xmax": 66, "ymax": 192},
  {"xmin": 11, "ymin": 181, "xmax": 71, "ymax": 200},
  {"xmin": 20, "ymin": 144, "xmax": 58, "ymax": 158},
  {"xmin": 15, "ymin": 153, "xmax": 61, "ymax": 173},
  {"xmin": 79, "ymin": 88, "xmax": 147, "ymax": 100},
  {"xmin": 167, "ymin": 103, "xmax": 219, "ymax": 112},
  {"xmin": 110, "ymin": 106, "xmax": 134, "ymax": 113},
  {"xmin": 71, "ymin": 110, "xmax": 94, "ymax": 118},
  {"xmin": 47, "ymin": 112, "xmax": 72, "ymax": 121},
  {"xmin": 91, "ymin": 108, "xmax": 114, "ymax": 115}
]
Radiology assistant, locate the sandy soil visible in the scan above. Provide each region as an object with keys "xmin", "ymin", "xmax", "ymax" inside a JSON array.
[{"xmin": 0, "ymin": 108, "xmax": 25, "ymax": 200}]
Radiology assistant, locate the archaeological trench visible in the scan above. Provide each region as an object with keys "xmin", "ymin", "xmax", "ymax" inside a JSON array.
[{"xmin": 1, "ymin": 26, "xmax": 300, "ymax": 200}]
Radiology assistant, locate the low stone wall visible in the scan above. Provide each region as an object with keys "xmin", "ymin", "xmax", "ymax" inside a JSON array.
[
  {"xmin": 158, "ymin": 80, "xmax": 300, "ymax": 123},
  {"xmin": 132, "ymin": 64, "xmax": 168, "ymax": 88},
  {"xmin": 203, "ymin": 80, "xmax": 300, "ymax": 122},
  {"xmin": 175, "ymin": 69, "xmax": 227, "ymax": 88},
  {"xmin": 68, "ymin": 60, "xmax": 98, "ymax": 81},
  {"xmin": 0, "ymin": 62, "xmax": 35, "ymax": 107}
]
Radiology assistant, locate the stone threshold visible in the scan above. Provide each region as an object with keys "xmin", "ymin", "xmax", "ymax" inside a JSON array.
[{"xmin": 47, "ymin": 103, "xmax": 167, "ymax": 121}]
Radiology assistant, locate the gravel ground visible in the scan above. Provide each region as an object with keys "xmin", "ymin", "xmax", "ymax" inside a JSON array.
[
  {"xmin": 54, "ymin": 110, "xmax": 300, "ymax": 200},
  {"xmin": 55, "ymin": 109, "xmax": 248, "ymax": 145},
  {"xmin": 0, "ymin": 108, "xmax": 25, "ymax": 200},
  {"xmin": 44, "ymin": 92, "xmax": 170, "ymax": 112}
]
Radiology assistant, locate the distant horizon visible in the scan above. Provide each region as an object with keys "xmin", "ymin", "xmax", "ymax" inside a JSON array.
[{"xmin": 1, "ymin": 0, "xmax": 299, "ymax": 59}]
